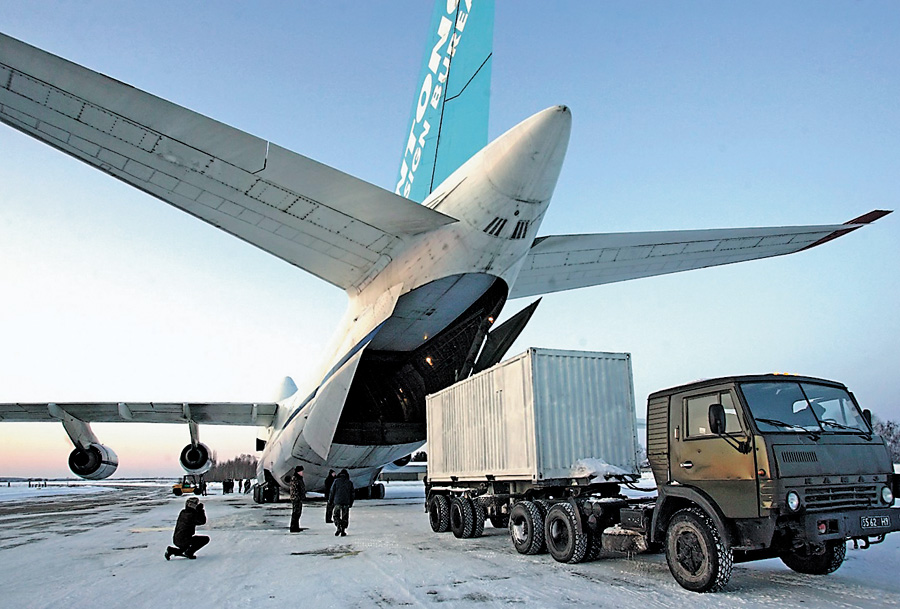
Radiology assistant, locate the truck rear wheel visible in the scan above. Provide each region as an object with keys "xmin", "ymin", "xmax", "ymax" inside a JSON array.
[
  {"xmin": 545, "ymin": 502, "xmax": 589, "ymax": 564},
  {"xmin": 509, "ymin": 501, "xmax": 545, "ymax": 555},
  {"xmin": 450, "ymin": 497, "xmax": 475, "ymax": 539},
  {"xmin": 780, "ymin": 541, "xmax": 846, "ymax": 575},
  {"xmin": 665, "ymin": 507, "xmax": 733, "ymax": 592},
  {"xmin": 428, "ymin": 494, "xmax": 451, "ymax": 533}
]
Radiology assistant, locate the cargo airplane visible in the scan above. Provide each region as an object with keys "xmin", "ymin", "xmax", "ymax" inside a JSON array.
[{"xmin": 0, "ymin": 2, "xmax": 890, "ymax": 500}]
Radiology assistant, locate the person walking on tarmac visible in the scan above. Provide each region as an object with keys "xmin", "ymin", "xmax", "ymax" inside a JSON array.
[
  {"xmin": 323, "ymin": 469, "xmax": 337, "ymax": 523},
  {"xmin": 289, "ymin": 465, "xmax": 306, "ymax": 532},
  {"xmin": 329, "ymin": 469, "xmax": 354, "ymax": 536},
  {"xmin": 165, "ymin": 496, "xmax": 209, "ymax": 560}
]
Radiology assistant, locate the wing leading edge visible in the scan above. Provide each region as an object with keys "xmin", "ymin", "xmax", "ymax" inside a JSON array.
[
  {"xmin": 0, "ymin": 402, "xmax": 278, "ymax": 427},
  {"xmin": 509, "ymin": 211, "xmax": 892, "ymax": 299},
  {"xmin": 0, "ymin": 33, "xmax": 456, "ymax": 293}
]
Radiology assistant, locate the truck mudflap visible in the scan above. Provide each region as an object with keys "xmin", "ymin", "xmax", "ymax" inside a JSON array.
[{"xmin": 799, "ymin": 507, "xmax": 900, "ymax": 542}]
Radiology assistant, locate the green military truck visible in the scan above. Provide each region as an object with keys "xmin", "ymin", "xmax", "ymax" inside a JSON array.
[
  {"xmin": 425, "ymin": 353, "xmax": 900, "ymax": 592},
  {"xmin": 643, "ymin": 373, "xmax": 899, "ymax": 591}
]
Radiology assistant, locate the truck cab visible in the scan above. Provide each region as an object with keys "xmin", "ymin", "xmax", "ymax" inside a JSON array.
[{"xmin": 647, "ymin": 374, "xmax": 898, "ymax": 590}]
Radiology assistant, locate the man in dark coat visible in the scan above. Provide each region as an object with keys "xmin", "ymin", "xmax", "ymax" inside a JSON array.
[
  {"xmin": 289, "ymin": 465, "xmax": 306, "ymax": 532},
  {"xmin": 165, "ymin": 496, "xmax": 208, "ymax": 560},
  {"xmin": 323, "ymin": 469, "xmax": 336, "ymax": 523},
  {"xmin": 328, "ymin": 469, "xmax": 354, "ymax": 536}
]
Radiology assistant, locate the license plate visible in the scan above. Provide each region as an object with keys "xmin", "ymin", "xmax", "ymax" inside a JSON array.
[{"xmin": 861, "ymin": 516, "xmax": 890, "ymax": 529}]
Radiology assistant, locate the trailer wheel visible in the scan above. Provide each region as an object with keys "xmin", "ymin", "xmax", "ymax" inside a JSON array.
[
  {"xmin": 665, "ymin": 507, "xmax": 733, "ymax": 592},
  {"xmin": 780, "ymin": 541, "xmax": 846, "ymax": 575},
  {"xmin": 428, "ymin": 495, "xmax": 451, "ymax": 533},
  {"xmin": 509, "ymin": 501, "xmax": 546, "ymax": 555},
  {"xmin": 450, "ymin": 497, "xmax": 475, "ymax": 539},
  {"xmin": 471, "ymin": 499, "xmax": 486, "ymax": 538},
  {"xmin": 545, "ymin": 502, "xmax": 589, "ymax": 564}
]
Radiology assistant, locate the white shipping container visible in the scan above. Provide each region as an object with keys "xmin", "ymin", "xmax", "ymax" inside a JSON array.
[{"xmin": 427, "ymin": 348, "xmax": 640, "ymax": 483}]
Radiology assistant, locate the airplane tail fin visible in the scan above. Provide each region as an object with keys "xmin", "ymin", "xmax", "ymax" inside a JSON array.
[{"xmin": 395, "ymin": 0, "xmax": 495, "ymax": 202}]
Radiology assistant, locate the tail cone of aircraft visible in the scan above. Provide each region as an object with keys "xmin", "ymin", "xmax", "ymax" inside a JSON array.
[{"xmin": 482, "ymin": 105, "xmax": 572, "ymax": 204}]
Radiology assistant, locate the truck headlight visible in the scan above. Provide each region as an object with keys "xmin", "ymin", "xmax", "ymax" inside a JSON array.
[
  {"xmin": 882, "ymin": 486, "xmax": 894, "ymax": 506},
  {"xmin": 786, "ymin": 490, "xmax": 802, "ymax": 512}
]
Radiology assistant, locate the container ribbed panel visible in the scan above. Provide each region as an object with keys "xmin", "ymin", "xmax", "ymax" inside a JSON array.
[{"xmin": 427, "ymin": 348, "xmax": 638, "ymax": 482}]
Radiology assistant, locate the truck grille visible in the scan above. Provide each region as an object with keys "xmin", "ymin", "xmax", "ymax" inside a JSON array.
[{"xmin": 803, "ymin": 484, "xmax": 879, "ymax": 512}]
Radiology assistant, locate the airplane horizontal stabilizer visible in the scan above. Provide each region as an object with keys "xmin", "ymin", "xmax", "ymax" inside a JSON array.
[
  {"xmin": 0, "ymin": 401, "xmax": 278, "ymax": 426},
  {"xmin": 0, "ymin": 33, "xmax": 456, "ymax": 292},
  {"xmin": 509, "ymin": 210, "xmax": 892, "ymax": 299}
]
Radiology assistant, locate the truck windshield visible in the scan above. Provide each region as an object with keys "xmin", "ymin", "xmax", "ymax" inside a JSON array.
[{"xmin": 739, "ymin": 381, "xmax": 870, "ymax": 435}]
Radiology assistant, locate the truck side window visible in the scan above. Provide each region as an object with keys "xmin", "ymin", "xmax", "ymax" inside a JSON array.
[{"xmin": 685, "ymin": 392, "xmax": 742, "ymax": 438}]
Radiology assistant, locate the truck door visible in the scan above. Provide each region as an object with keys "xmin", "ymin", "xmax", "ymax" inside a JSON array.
[{"xmin": 669, "ymin": 386, "xmax": 759, "ymax": 518}]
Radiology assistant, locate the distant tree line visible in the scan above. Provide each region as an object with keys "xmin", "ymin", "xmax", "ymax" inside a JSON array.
[
  {"xmin": 411, "ymin": 451, "xmax": 427, "ymax": 462},
  {"xmin": 206, "ymin": 454, "xmax": 258, "ymax": 481},
  {"xmin": 873, "ymin": 418, "xmax": 900, "ymax": 463}
]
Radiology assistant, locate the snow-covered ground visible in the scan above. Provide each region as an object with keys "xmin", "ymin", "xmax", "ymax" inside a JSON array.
[{"xmin": 0, "ymin": 480, "xmax": 898, "ymax": 608}]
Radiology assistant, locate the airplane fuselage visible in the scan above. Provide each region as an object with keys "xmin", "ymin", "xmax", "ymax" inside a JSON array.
[{"xmin": 260, "ymin": 106, "xmax": 572, "ymax": 492}]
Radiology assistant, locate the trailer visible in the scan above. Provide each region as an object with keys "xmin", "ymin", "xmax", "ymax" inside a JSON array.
[
  {"xmin": 426, "ymin": 348, "xmax": 643, "ymax": 560},
  {"xmin": 425, "ymin": 349, "xmax": 900, "ymax": 592}
]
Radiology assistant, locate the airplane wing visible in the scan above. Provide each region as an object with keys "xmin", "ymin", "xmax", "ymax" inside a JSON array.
[
  {"xmin": 0, "ymin": 401, "xmax": 277, "ymax": 426},
  {"xmin": 0, "ymin": 33, "xmax": 456, "ymax": 293},
  {"xmin": 509, "ymin": 210, "xmax": 892, "ymax": 299}
]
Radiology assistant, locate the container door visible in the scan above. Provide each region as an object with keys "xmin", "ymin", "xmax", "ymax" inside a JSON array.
[{"xmin": 669, "ymin": 386, "xmax": 759, "ymax": 518}]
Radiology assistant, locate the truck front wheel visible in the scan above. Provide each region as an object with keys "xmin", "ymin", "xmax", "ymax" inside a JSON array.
[
  {"xmin": 428, "ymin": 495, "xmax": 451, "ymax": 533},
  {"xmin": 509, "ymin": 501, "xmax": 546, "ymax": 555},
  {"xmin": 780, "ymin": 541, "xmax": 846, "ymax": 575},
  {"xmin": 665, "ymin": 507, "xmax": 733, "ymax": 592},
  {"xmin": 545, "ymin": 502, "xmax": 589, "ymax": 564}
]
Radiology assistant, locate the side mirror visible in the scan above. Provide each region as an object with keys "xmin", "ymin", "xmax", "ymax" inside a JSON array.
[
  {"xmin": 709, "ymin": 403, "xmax": 726, "ymax": 435},
  {"xmin": 863, "ymin": 408, "xmax": 873, "ymax": 428}
]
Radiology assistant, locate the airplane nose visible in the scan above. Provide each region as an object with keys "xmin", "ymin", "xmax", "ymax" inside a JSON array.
[{"xmin": 482, "ymin": 105, "xmax": 572, "ymax": 203}]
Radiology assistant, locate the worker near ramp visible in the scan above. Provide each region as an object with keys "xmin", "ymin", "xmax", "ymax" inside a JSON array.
[
  {"xmin": 289, "ymin": 465, "xmax": 306, "ymax": 532},
  {"xmin": 329, "ymin": 469, "xmax": 354, "ymax": 536},
  {"xmin": 323, "ymin": 469, "xmax": 336, "ymax": 523},
  {"xmin": 165, "ymin": 497, "xmax": 209, "ymax": 560}
]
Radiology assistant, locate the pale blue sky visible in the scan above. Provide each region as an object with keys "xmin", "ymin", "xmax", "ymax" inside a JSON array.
[{"xmin": 1, "ymin": 2, "xmax": 897, "ymax": 477}]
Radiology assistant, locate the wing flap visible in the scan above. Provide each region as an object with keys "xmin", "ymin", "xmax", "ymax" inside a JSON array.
[
  {"xmin": 0, "ymin": 402, "xmax": 278, "ymax": 426},
  {"xmin": 510, "ymin": 212, "xmax": 891, "ymax": 299},
  {"xmin": 0, "ymin": 33, "xmax": 455, "ymax": 291}
]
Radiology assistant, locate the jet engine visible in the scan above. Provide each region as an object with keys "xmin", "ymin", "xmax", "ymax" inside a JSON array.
[
  {"xmin": 68, "ymin": 443, "xmax": 118, "ymax": 480},
  {"xmin": 179, "ymin": 442, "xmax": 212, "ymax": 475},
  {"xmin": 392, "ymin": 454, "xmax": 412, "ymax": 467}
]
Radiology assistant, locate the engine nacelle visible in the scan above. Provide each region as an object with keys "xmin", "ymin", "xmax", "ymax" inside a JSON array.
[
  {"xmin": 392, "ymin": 454, "xmax": 412, "ymax": 467},
  {"xmin": 179, "ymin": 443, "xmax": 212, "ymax": 475},
  {"xmin": 68, "ymin": 443, "xmax": 118, "ymax": 480}
]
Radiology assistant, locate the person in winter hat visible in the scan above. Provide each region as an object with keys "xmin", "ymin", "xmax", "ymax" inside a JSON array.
[
  {"xmin": 289, "ymin": 465, "xmax": 306, "ymax": 533},
  {"xmin": 328, "ymin": 469, "xmax": 354, "ymax": 536},
  {"xmin": 165, "ymin": 496, "xmax": 209, "ymax": 560}
]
